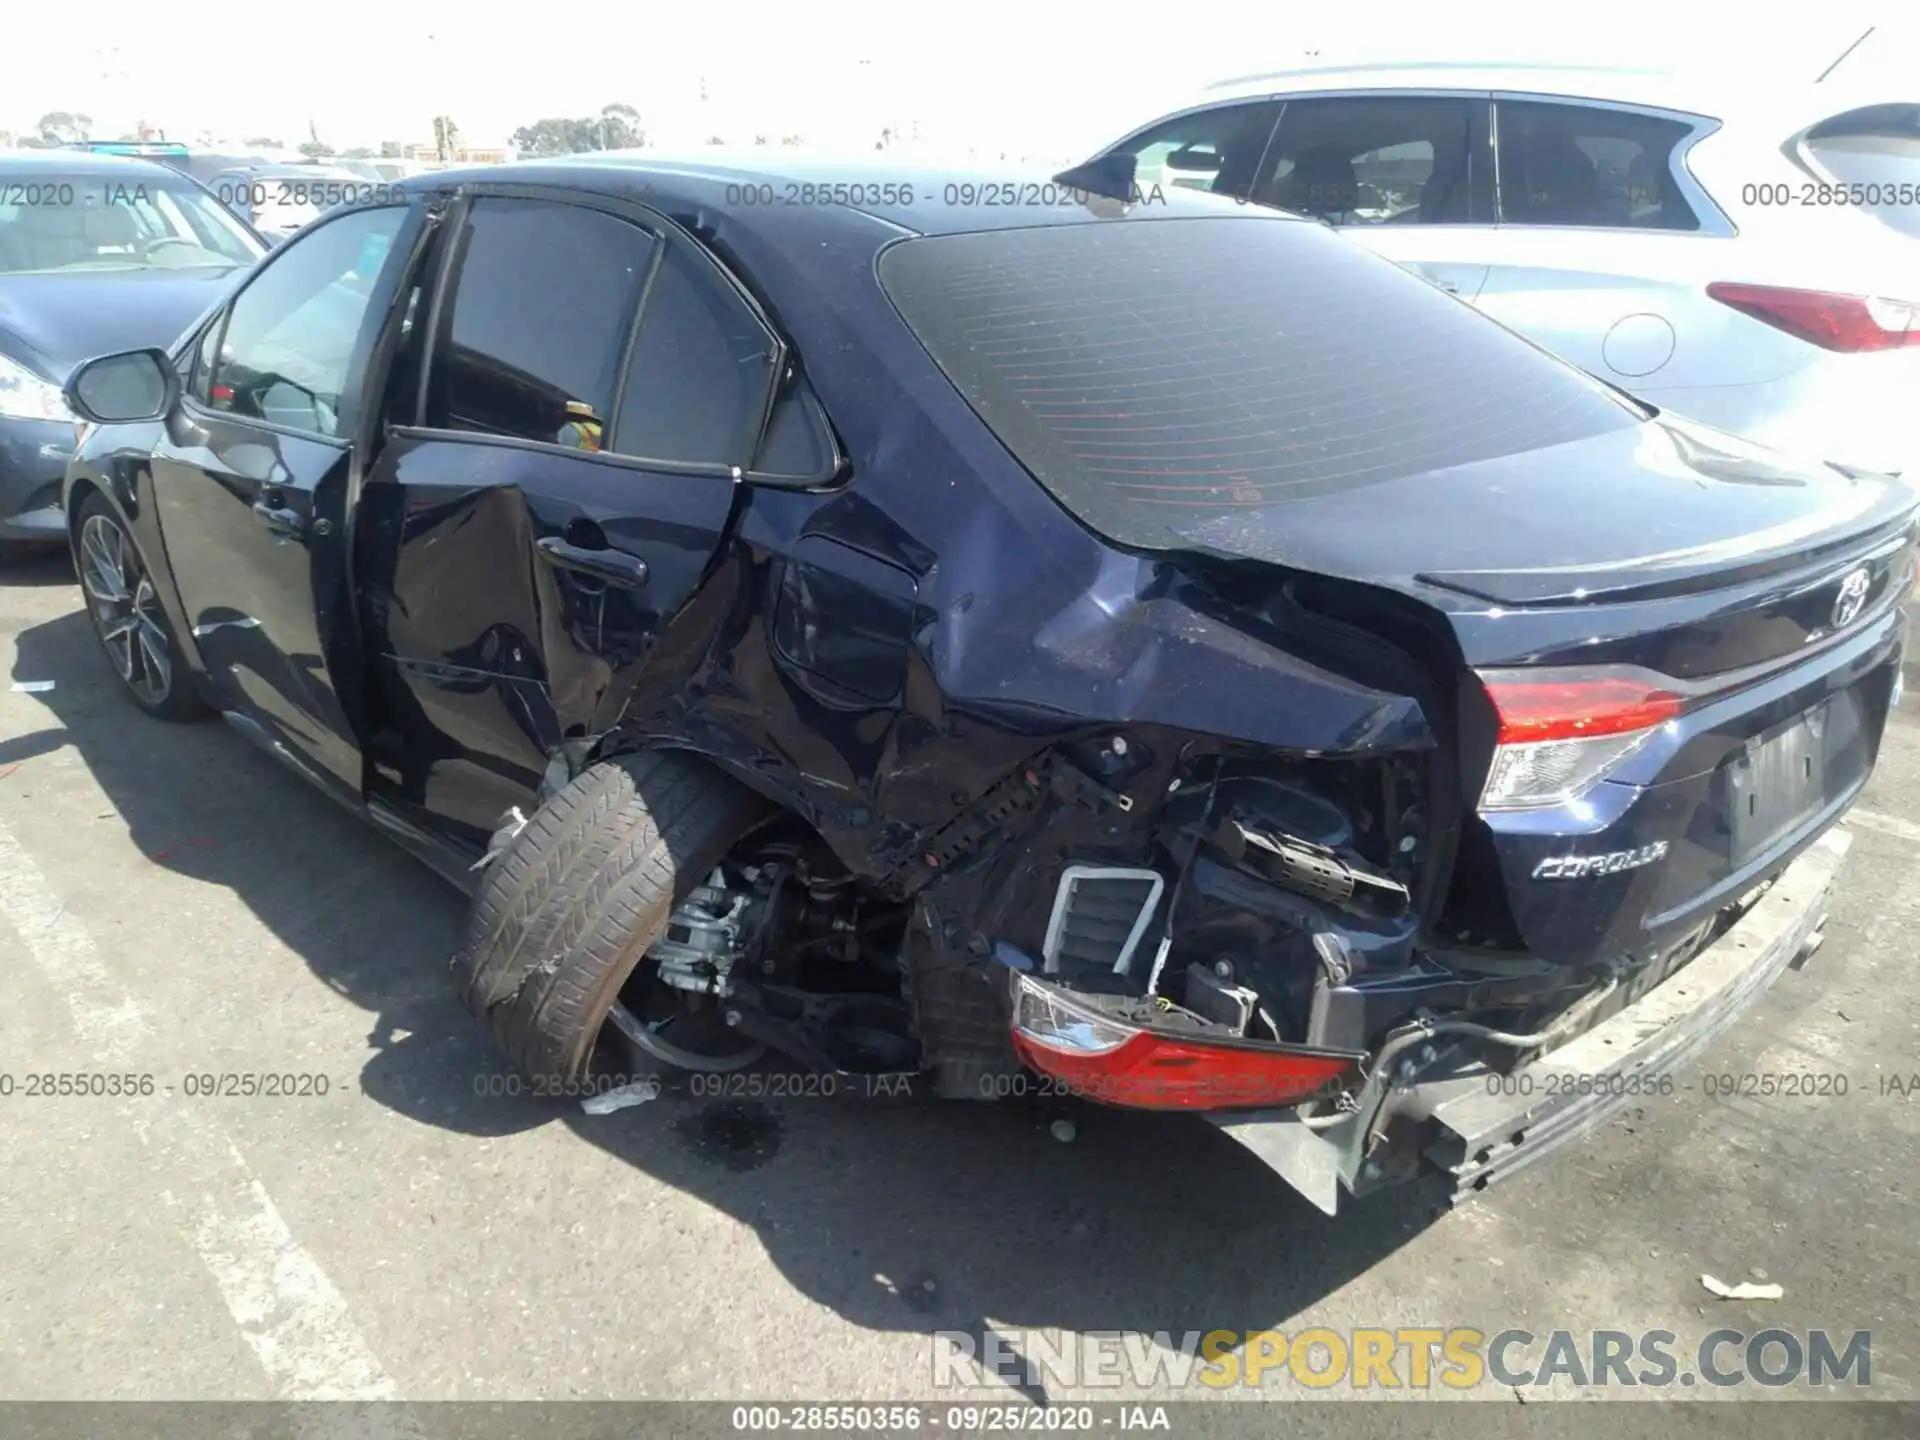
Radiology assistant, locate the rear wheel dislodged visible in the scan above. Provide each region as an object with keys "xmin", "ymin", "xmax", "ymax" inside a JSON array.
[{"xmin": 456, "ymin": 750, "xmax": 770, "ymax": 1086}]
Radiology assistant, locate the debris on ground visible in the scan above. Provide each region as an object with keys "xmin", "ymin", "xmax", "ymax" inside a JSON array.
[
  {"xmin": 1701, "ymin": 1273, "xmax": 1784, "ymax": 1301},
  {"xmin": 10, "ymin": 681, "xmax": 54, "ymax": 693},
  {"xmin": 582, "ymin": 1080, "xmax": 660, "ymax": 1115}
]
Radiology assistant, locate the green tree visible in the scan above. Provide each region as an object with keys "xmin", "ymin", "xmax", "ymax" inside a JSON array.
[
  {"xmin": 36, "ymin": 111, "xmax": 93, "ymax": 144},
  {"xmin": 512, "ymin": 106, "xmax": 645, "ymax": 157}
]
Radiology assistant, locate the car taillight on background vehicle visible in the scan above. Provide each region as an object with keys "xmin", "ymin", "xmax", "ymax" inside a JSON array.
[
  {"xmin": 1707, "ymin": 283, "xmax": 1920, "ymax": 353},
  {"xmin": 1007, "ymin": 973, "xmax": 1360, "ymax": 1110},
  {"xmin": 1476, "ymin": 666, "xmax": 1685, "ymax": 811}
]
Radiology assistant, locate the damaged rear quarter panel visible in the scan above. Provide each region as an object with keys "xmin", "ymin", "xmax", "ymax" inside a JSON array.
[{"xmin": 596, "ymin": 205, "xmax": 1438, "ymax": 883}]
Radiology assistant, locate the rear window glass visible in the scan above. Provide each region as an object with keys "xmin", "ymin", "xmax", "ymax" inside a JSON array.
[
  {"xmin": 877, "ymin": 217, "xmax": 1637, "ymax": 553},
  {"xmin": 1804, "ymin": 104, "xmax": 1920, "ymax": 239}
]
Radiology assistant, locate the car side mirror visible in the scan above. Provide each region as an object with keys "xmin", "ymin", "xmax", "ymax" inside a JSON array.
[
  {"xmin": 1054, "ymin": 152, "xmax": 1139, "ymax": 202},
  {"xmin": 65, "ymin": 349, "xmax": 179, "ymax": 425}
]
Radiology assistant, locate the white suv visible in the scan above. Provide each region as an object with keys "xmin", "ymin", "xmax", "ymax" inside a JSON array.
[{"xmin": 1093, "ymin": 65, "xmax": 1920, "ymax": 482}]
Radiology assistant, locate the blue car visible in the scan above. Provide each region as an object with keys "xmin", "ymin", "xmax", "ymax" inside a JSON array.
[
  {"xmin": 0, "ymin": 150, "xmax": 264, "ymax": 556},
  {"xmin": 56, "ymin": 156, "xmax": 1915, "ymax": 1212}
]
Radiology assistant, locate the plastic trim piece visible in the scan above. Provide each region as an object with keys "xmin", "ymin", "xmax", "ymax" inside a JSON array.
[{"xmin": 1041, "ymin": 865, "xmax": 1167, "ymax": 976}]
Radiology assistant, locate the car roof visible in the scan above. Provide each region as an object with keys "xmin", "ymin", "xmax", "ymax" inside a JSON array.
[
  {"xmin": 218, "ymin": 162, "xmax": 360, "ymax": 177},
  {"xmin": 0, "ymin": 150, "xmax": 184, "ymax": 180},
  {"xmin": 400, "ymin": 150, "xmax": 1298, "ymax": 239},
  {"xmin": 1184, "ymin": 61, "xmax": 1806, "ymax": 124}
]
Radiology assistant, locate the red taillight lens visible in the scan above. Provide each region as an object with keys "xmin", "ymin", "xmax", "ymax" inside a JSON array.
[
  {"xmin": 1477, "ymin": 665, "xmax": 1686, "ymax": 811},
  {"xmin": 1482, "ymin": 669, "xmax": 1684, "ymax": 744},
  {"xmin": 1009, "ymin": 975, "xmax": 1359, "ymax": 1111},
  {"xmin": 1707, "ymin": 282, "xmax": 1920, "ymax": 353}
]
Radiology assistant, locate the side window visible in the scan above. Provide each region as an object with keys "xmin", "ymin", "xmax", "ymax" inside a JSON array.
[
  {"xmin": 1253, "ymin": 96, "xmax": 1482, "ymax": 224},
  {"xmin": 1101, "ymin": 102, "xmax": 1283, "ymax": 201},
  {"xmin": 751, "ymin": 376, "xmax": 836, "ymax": 479},
  {"xmin": 205, "ymin": 204, "xmax": 407, "ymax": 438},
  {"xmin": 611, "ymin": 243, "xmax": 779, "ymax": 467},
  {"xmin": 1496, "ymin": 101, "xmax": 1700, "ymax": 231},
  {"xmin": 424, "ymin": 197, "xmax": 654, "ymax": 448}
]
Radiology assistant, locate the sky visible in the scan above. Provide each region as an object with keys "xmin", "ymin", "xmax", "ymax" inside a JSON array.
[{"xmin": 4, "ymin": 2, "xmax": 1910, "ymax": 159}]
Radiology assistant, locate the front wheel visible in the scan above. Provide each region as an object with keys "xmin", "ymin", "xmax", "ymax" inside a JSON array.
[
  {"xmin": 455, "ymin": 750, "xmax": 772, "ymax": 1087},
  {"xmin": 74, "ymin": 494, "xmax": 205, "ymax": 722}
]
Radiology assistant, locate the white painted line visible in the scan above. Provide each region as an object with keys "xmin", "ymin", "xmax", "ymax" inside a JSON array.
[
  {"xmin": 0, "ymin": 822, "xmax": 145, "ymax": 1062},
  {"xmin": 182, "ymin": 1150, "xmax": 399, "ymax": 1400},
  {"xmin": 0, "ymin": 816, "xmax": 403, "ymax": 1403},
  {"xmin": 1849, "ymin": 808, "xmax": 1920, "ymax": 845}
]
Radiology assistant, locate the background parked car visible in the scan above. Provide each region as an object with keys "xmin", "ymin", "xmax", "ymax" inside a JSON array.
[
  {"xmin": 1093, "ymin": 65, "xmax": 1920, "ymax": 484},
  {"xmin": 205, "ymin": 162, "xmax": 369, "ymax": 245},
  {"xmin": 0, "ymin": 151, "xmax": 265, "ymax": 558}
]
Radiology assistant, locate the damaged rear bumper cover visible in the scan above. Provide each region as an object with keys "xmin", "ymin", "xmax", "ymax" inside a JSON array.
[{"xmin": 1211, "ymin": 824, "xmax": 1852, "ymax": 1213}]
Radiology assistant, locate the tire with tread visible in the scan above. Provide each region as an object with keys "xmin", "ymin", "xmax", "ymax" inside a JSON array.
[{"xmin": 456, "ymin": 750, "xmax": 768, "ymax": 1085}]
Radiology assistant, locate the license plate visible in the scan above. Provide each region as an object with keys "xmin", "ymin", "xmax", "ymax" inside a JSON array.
[{"xmin": 1727, "ymin": 700, "xmax": 1831, "ymax": 861}]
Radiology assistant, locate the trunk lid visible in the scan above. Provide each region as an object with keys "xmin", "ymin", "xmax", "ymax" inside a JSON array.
[{"xmin": 1160, "ymin": 412, "xmax": 1915, "ymax": 623}]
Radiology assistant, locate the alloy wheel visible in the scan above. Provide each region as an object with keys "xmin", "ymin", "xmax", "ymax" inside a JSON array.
[{"xmin": 79, "ymin": 513, "xmax": 172, "ymax": 706}]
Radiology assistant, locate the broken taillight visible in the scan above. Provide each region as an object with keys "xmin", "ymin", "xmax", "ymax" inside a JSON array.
[
  {"xmin": 1477, "ymin": 665, "xmax": 1686, "ymax": 812},
  {"xmin": 1008, "ymin": 973, "xmax": 1359, "ymax": 1111}
]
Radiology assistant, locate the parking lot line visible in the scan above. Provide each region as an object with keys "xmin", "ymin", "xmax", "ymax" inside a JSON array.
[
  {"xmin": 1848, "ymin": 807, "xmax": 1920, "ymax": 845},
  {"xmin": 0, "ymin": 813, "xmax": 401, "ymax": 1402}
]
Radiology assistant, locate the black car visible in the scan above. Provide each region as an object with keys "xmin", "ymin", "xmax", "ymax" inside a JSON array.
[
  {"xmin": 58, "ymin": 157, "xmax": 1914, "ymax": 1213},
  {"xmin": 0, "ymin": 151, "xmax": 264, "ymax": 556}
]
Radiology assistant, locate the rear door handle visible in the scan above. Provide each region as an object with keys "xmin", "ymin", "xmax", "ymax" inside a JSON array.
[
  {"xmin": 536, "ymin": 536, "xmax": 649, "ymax": 587},
  {"xmin": 251, "ymin": 496, "xmax": 305, "ymax": 541}
]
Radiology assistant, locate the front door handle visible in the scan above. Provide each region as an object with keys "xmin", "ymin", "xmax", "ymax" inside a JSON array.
[
  {"xmin": 536, "ymin": 536, "xmax": 649, "ymax": 588},
  {"xmin": 251, "ymin": 497, "xmax": 305, "ymax": 541}
]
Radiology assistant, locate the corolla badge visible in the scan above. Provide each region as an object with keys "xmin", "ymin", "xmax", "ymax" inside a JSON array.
[
  {"xmin": 1533, "ymin": 841, "xmax": 1669, "ymax": 880},
  {"xmin": 1830, "ymin": 567, "xmax": 1871, "ymax": 629}
]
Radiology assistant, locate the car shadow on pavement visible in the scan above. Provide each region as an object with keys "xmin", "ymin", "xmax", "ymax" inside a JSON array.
[
  {"xmin": 16, "ymin": 606, "xmax": 1446, "ymax": 1381},
  {"xmin": 0, "ymin": 547, "xmax": 78, "ymax": 588}
]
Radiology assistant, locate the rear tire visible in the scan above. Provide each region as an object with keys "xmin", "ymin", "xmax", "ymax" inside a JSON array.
[{"xmin": 456, "ymin": 750, "xmax": 769, "ymax": 1086}]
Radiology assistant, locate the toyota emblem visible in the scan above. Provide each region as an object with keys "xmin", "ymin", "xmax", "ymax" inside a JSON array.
[{"xmin": 1830, "ymin": 566, "xmax": 1871, "ymax": 628}]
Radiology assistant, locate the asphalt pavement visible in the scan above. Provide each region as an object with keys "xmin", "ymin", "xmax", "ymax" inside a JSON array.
[{"xmin": 0, "ymin": 553, "xmax": 1914, "ymax": 1419}]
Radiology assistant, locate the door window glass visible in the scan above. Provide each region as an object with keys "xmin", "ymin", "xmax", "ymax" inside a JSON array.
[
  {"xmin": 1497, "ymin": 101, "xmax": 1701, "ymax": 230},
  {"xmin": 425, "ymin": 197, "xmax": 654, "ymax": 449},
  {"xmin": 611, "ymin": 243, "xmax": 779, "ymax": 466},
  {"xmin": 206, "ymin": 204, "xmax": 407, "ymax": 437},
  {"xmin": 1253, "ymin": 97, "xmax": 1480, "ymax": 224},
  {"xmin": 1101, "ymin": 102, "xmax": 1283, "ymax": 200}
]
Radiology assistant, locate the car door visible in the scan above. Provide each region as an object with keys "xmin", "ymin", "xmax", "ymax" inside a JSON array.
[
  {"xmin": 353, "ymin": 188, "xmax": 772, "ymax": 848},
  {"xmin": 1250, "ymin": 92, "xmax": 1496, "ymax": 299},
  {"xmin": 149, "ymin": 200, "xmax": 421, "ymax": 803},
  {"xmin": 1467, "ymin": 96, "xmax": 1738, "ymax": 389}
]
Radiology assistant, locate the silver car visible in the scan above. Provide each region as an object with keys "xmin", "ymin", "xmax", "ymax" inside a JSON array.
[{"xmin": 1092, "ymin": 63, "xmax": 1920, "ymax": 483}]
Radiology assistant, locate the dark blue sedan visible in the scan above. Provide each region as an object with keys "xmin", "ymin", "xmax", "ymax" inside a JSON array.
[
  {"xmin": 54, "ymin": 155, "xmax": 1915, "ymax": 1212},
  {"xmin": 0, "ymin": 151, "xmax": 263, "ymax": 555}
]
